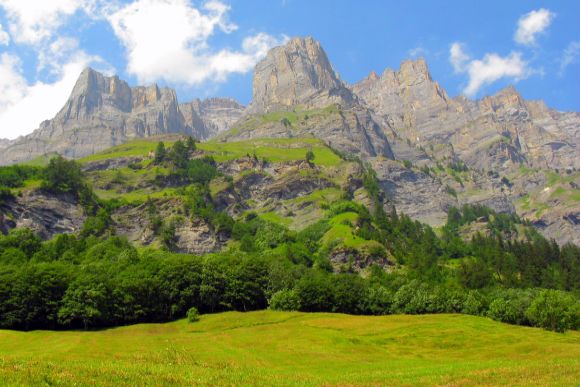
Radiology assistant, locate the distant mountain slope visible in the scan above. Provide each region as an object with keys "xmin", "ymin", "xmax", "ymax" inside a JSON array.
[
  {"xmin": 0, "ymin": 68, "xmax": 244, "ymax": 165},
  {"xmin": 352, "ymin": 59, "xmax": 578, "ymax": 172}
]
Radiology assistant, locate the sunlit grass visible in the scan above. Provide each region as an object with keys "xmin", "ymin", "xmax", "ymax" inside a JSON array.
[{"xmin": 0, "ymin": 311, "xmax": 578, "ymax": 385}]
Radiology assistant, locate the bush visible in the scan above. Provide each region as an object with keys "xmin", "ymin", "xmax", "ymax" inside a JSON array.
[
  {"xmin": 41, "ymin": 156, "xmax": 84, "ymax": 195},
  {"xmin": 462, "ymin": 290, "xmax": 486, "ymax": 316},
  {"xmin": 526, "ymin": 290, "xmax": 579, "ymax": 332},
  {"xmin": 269, "ymin": 289, "xmax": 301, "ymax": 311},
  {"xmin": 187, "ymin": 307, "xmax": 200, "ymax": 323},
  {"xmin": 487, "ymin": 289, "xmax": 536, "ymax": 325}
]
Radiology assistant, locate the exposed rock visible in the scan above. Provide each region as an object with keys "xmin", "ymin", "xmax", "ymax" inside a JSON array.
[
  {"xmin": 329, "ymin": 247, "xmax": 392, "ymax": 273},
  {"xmin": 352, "ymin": 62, "xmax": 578, "ymax": 172},
  {"xmin": 111, "ymin": 198, "xmax": 225, "ymax": 255},
  {"xmin": 180, "ymin": 98, "xmax": 244, "ymax": 140},
  {"xmin": 0, "ymin": 191, "xmax": 86, "ymax": 239},
  {"xmin": 248, "ymin": 37, "xmax": 355, "ymax": 113},
  {"xmin": 0, "ymin": 68, "xmax": 243, "ymax": 165},
  {"xmin": 226, "ymin": 37, "xmax": 394, "ymax": 159},
  {"xmin": 370, "ymin": 158, "xmax": 457, "ymax": 226}
]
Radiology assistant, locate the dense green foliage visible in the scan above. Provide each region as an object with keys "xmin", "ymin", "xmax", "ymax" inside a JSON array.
[{"xmin": 0, "ymin": 148, "xmax": 578, "ymax": 333}]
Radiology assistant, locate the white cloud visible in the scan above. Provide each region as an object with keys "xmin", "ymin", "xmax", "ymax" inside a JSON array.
[
  {"xmin": 449, "ymin": 42, "xmax": 531, "ymax": 97},
  {"xmin": 514, "ymin": 8, "xmax": 555, "ymax": 46},
  {"xmin": 559, "ymin": 41, "xmax": 580, "ymax": 76},
  {"xmin": 0, "ymin": 23, "xmax": 9, "ymax": 45},
  {"xmin": 449, "ymin": 42, "xmax": 469, "ymax": 73},
  {"xmin": 0, "ymin": 52, "xmax": 105, "ymax": 140},
  {"xmin": 107, "ymin": 0, "xmax": 286, "ymax": 85},
  {"xmin": 0, "ymin": 0, "xmax": 96, "ymax": 45}
]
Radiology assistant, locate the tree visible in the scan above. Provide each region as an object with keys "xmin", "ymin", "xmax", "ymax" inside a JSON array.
[
  {"xmin": 305, "ymin": 150, "xmax": 315, "ymax": 164},
  {"xmin": 42, "ymin": 156, "xmax": 84, "ymax": 195},
  {"xmin": 526, "ymin": 290, "xmax": 579, "ymax": 332},
  {"xmin": 269, "ymin": 289, "xmax": 301, "ymax": 311},
  {"xmin": 169, "ymin": 140, "xmax": 189, "ymax": 169},
  {"xmin": 186, "ymin": 306, "xmax": 200, "ymax": 322},
  {"xmin": 186, "ymin": 136, "xmax": 197, "ymax": 152},
  {"xmin": 58, "ymin": 282, "xmax": 108, "ymax": 329},
  {"xmin": 154, "ymin": 142, "xmax": 166, "ymax": 164}
]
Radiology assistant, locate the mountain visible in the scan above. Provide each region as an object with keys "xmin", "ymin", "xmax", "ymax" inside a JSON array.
[
  {"xmin": 352, "ymin": 60, "xmax": 578, "ymax": 172},
  {"xmin": 0, "ymin": 36, "xmax": 577, "ymax": 245},
  {"xmin": 248, "ymin": 37, "xmax": 355, "ymax": 113},
  {"xmin": 0, "ymin": 68, "xmax": 244, "ymax": 165},
  {"xmin": 223, "ymin": 37, "xmax": 393, "ymax": 159},
  {"xmin": 351, "ymin": 59, "xmax": 579, "ymax": 245}
]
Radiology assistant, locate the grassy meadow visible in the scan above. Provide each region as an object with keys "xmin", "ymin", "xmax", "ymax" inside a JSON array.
[{"xmin": 0, "ymin": 311, "xmax": 578, "ymax": 386}]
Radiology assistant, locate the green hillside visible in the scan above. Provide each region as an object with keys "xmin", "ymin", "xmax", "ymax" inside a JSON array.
[{"xmin": 0, "ymin": 311, "xmax": 578, "ymax": 386}]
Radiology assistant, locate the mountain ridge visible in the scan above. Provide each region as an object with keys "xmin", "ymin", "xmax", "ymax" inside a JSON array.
[{"xmin": 0, "ymin": 36, "xmax": 577, "ymax": 245}]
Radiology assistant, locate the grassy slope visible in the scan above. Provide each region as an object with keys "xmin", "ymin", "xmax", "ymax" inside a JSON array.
[{"xmin": 0, "ymin": 311, "xmax": 578, "ymax": 386}]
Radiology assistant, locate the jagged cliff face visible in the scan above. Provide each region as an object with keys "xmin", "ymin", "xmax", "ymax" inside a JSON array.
[
  {"xmin": 249, "ymin": 37, "xmax": 355, "ymax": 113},
  {"xmin": 226, "ymin": 37, "xmax": 393, "ymax": 159},
  {"xmin": 0, "ymin": 36, "xmax": 577, "ymax": 245},
  {"xmin": 352, "ymin": 59, "xmax": 579, "ymax": 245},
  {"xmin": 352, "ymin": 61, "xmax": 579, "ymax": 171},
  {"xmin": 0, "ymin": 69, "xmax": 244, "ymax": 165},
  {"xmin": 180, "ymin": 98, "xmax": 244, "ymax": 140}
]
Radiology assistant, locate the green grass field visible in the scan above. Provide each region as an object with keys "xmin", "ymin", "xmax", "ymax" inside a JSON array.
[{"xmin": 0, "ymin": 311, "xmax": 578, "ymax": 386}]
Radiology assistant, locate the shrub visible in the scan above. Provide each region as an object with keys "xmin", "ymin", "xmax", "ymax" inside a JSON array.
[
  {"xmin": 269, "ymin": 289, "xmax": 301, "ymax": 311},
  {"xmin": 487, "ymin": 288, "xmax": 536, "ymax": 326},
  {"xmin": 363, "ymin": 285, "xmax": 394, "ymax": 315},
  {"xmin": 187, "ymin": 307, "xmax": 200, "ymax": 323},
  {"xmin": 526, "ymin": 290, "xmax": 579, "ymax": 332},
  {"xmin": 462, "ymin": 290, "xmax": 486, "ymax": 316},
  {"xmin": 42, "ymin": 156, "xmax": 85, "ymax": 195}
]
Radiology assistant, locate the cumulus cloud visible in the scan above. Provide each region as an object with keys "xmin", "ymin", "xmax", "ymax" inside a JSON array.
[
  {"xmin": 0, "ymin": 0, "xmax": 96, "ymax": 45},
  {"xmin": 559, "ymin": 41, "xmax": 580, "ymax": 76},
  {"xmin": 514, "ymin": 8, "xmax": 555, "ymax": 46},
  {"xmin": 449, "ymin": 42, "xmax": 469, "ymax": 73},
  {"xmin": 0, "ymin": 23, "xmax": 9, "ymax": 45},
  {"xmin": 0, "ymin": 52, "xmax": 107, "ymax": 140},
  {"xmin": 449, "ymin": 42, "xmax": 531, "ymax": 97},
  {"xmin": 107, "ymin": 0, "xmax": 287, "ymax": 85}
]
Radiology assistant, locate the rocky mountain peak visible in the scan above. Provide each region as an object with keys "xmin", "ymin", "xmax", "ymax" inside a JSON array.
[
  {"xmin": 249, "ymin": 36, "xmax": 355, "ymax": 113},
  {"xmin": 398, "ymin": 58, "xmax": 432, "ymax": 85},
  {"xmin": 367, "ymin": 70, "xmax": 379, "ymax": 81}
]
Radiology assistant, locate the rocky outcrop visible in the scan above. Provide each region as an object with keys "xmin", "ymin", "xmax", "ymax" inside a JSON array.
[
  {"xmin": 180, "ymin": 98, "xmax": 244, "ymax": 140},
  {"xmin": 352, "ymin": 62, "xmax": 578, "ymax": 172},
  {"xmin": 352, "ymin": 59, "xmax": 579, "ymax": 243},
  {"xmin": 0, "ymin": 68, "xmax": 243, "ymax": 165},
  {"xmin": 248, "ymin": 37, "xmax": 355, "ymax": 113},
  {"xmin": 371, "ymin": 158, "xmax": 458, "ymax": 226},
  {"xmin": 0, "ymin": 191, "xmax": 86, "ymax": 239},
  {"xmin": 226, "ymin": 37, "xmax": 394, "ymax": 159}
]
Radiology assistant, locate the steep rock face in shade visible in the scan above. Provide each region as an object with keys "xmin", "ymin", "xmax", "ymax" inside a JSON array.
[
  {"xmin": 179, "ymin": 98, "xmax": 244, "ymax": 140},
  {"xmin": 226, "ymin": 37, "xmax": 393, "ymax": 159},
  {"xmin": 0, "ymin": 68, "xmax": 244, "ymax": 165},
  {"xmin": 248, "ymin": 37, "xmax": 355, "ymax": 113}
]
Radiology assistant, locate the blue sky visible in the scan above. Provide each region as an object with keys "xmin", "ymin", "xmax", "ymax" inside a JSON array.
[{"xmin": 0, "ymin": 0, "xmax": 578, "ymax": 139}]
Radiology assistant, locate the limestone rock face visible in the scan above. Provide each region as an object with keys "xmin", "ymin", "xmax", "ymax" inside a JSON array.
[
  {"xmin": 352, "ymin": 60, "xmax": 579, "ymax": 244},
  {"xmin": 228, "ymin": 37, "xmax": 393, "ymax": 159},
  {"xmin": 352, "ymin": 62, "xmax": 578, "ymax": 171},
  {"xmin": 180, "ymin": 98, "xmax": 244, "ymax": 140},
  {"xmin": 0, "ymin": 68, "xmax": 243, "ymax": 165},
  {"xmin": 249, "ymin": 36, "xmax": 355, "ymax": 113},
  {"xmin": 0, "ymin": 191, "xmax": 86, "ymax": 239}
]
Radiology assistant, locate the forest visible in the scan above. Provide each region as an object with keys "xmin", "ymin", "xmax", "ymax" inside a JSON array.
[{"xmin": 0, "ymin": 141, "xmax": 578, "ymax": 332}]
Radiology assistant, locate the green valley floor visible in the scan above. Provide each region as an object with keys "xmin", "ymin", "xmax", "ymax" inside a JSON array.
[{"xmin": 0, "ymin": 311, "xmax": 578, "ymax": 386}]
